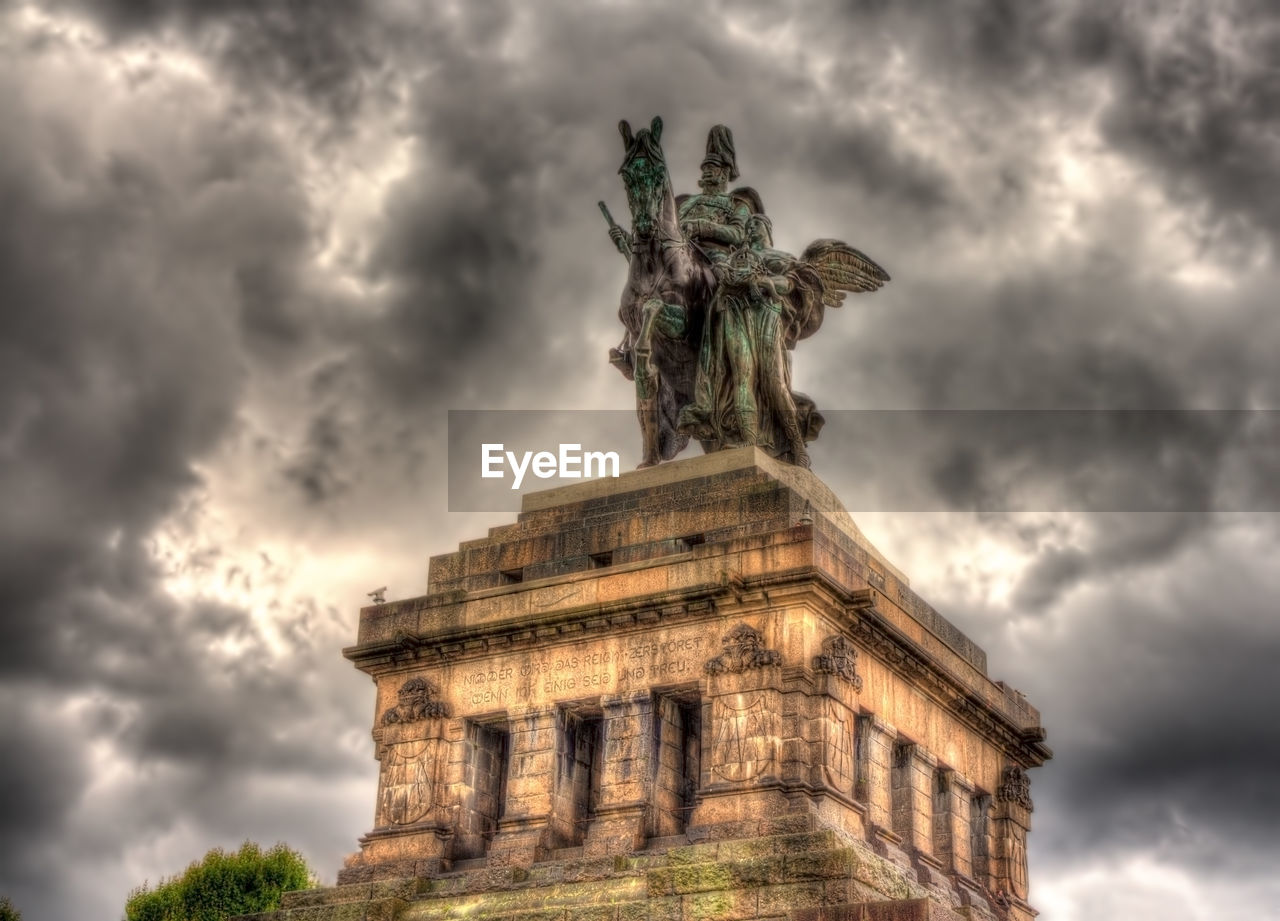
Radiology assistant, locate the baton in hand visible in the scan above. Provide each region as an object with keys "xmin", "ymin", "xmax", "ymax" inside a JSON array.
[{"xmin": 599, "ymin": 201, "xmax": 630, "ymax": 259}]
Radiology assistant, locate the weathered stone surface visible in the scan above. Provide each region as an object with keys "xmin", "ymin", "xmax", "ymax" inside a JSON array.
[
  {"xmin": 239, "ymin": 450, "xmax": 1048, "ymax": 921},
  {"xmin": 793, "ymin": 899, "xmax": 966, "ymax": 921}
]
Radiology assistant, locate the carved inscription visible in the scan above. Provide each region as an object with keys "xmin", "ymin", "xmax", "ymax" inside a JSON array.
[
  {"xmin": 620, "ymin": 636, "xmax": 705, "ymax": 682},
  {"xmin": 457, "ymin": 636, "xmax": 705, "ymax": 705}
]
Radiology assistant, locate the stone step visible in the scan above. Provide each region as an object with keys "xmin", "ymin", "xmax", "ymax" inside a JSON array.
[
  {"xmin": 396, "ymin": 828, "xmax": 849, "ymax": 910},
  {"xmin": 400, "ymin": 830, "xmax": 904, "ymax": 919},
  {"xmin": 642, "ymin": 834, "xmax": 691, "ymax": 851},
  {"xmin": 402, "ymin": 874, "xmax": 647, "ymax": 921},
  {"xmin": 793, "ymin": 898, "xmax": 969, "ymax": 921},
  {"xmin": 655, "ymin": 829, "xmax": 843, "ymax": 869},
  {"xmin": 236, "ymin": 828, "xmax": 952, "ymax": 921},
  {"xmin": 547, "ymin": 846, "xmax": 585, "ymax": 860},
  {"xmin": 278, "ymin": 877, "xmax": 429, "ymax": 910}
]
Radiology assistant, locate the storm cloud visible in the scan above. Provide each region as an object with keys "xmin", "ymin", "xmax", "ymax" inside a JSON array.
[{"xmin": 1, "ymin": 2, "xmax": 1277, "ymax": 920}]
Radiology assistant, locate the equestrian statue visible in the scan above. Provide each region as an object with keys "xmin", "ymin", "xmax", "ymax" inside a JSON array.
[{"xmin": 603, "ymin": 117, "xmax": 890, "ymax": 469}]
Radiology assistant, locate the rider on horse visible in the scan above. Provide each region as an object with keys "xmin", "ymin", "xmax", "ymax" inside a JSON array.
[
  {"xmin": 608, "ymin": 125, "xmax": 756, "ymax": 266},
  {"xmin": 677, "ymin": 125, "xmax": 754, "ymax": 263}
]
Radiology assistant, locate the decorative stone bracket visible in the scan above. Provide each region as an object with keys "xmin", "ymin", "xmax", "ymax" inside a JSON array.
[
  {"xmin": 704, "ymin": 623, "xmax": 782, "ymax": 674},
  {"xmin": 813, "ymin": 633, "xmax": 864, "ymax": 691},
  {"xmin": 997, "ymin": 764, "xmax": 1033, "ymax": 812},
  {"xmin": 381, "ymin": 676, "xmax": 449, "ymax": 724}
]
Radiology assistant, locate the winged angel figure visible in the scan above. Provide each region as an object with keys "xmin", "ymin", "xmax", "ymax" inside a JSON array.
[
  {"xmin": 674, "ymin": 214, "xmax": 890, "ymax": 468},
  {"xmin": 607, "ymin": 118, "xmax": 889, "ymax": 468}
]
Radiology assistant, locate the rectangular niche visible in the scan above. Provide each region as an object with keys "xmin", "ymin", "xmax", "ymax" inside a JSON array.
[
  {"xmin": 652, "ymin": 691, "xmax": 701, "ymax": 838},
  {"xmin": 455, "ymin": 720, "xmax": 510, "ymax": 859},
  {"xmin": 970, "ymin": 791, "xmax": 992, "ymax": 884},
  {"xmin": 552, "ymin": 708, "xmax": 603, "ymax": 847}
]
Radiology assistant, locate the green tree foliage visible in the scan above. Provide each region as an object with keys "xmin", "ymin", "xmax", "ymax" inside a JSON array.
[
  {"xmin": 0, "ymin": 895, "xmax": 23, "ymax": 921},
  {"xmin": 124, "ymin": 841, "xmax": 313, "ymax": 921}
]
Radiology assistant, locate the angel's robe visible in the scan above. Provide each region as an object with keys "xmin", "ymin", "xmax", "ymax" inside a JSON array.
[{"xmin": 676, "ymin": 251, "xmax": 823, "ymax": 459}]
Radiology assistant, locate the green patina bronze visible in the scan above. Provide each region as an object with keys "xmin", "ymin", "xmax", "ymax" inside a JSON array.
[{"xmin": 604, "ymin": 118, "xmax": 891, "ymax": 468}]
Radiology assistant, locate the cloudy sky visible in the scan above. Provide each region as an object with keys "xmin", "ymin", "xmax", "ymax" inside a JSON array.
[{"xmin": 2, "ymin": 1, "xmax": 1278, "ymax": 919}]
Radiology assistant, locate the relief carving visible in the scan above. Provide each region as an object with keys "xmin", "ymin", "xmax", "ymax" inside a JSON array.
[
  {"xmin": 821, "ymin": 699, "xmax": 854, "ymax": 789},
  {"xmin": 997, "ymin": 764, "xmax": 1033, "ymax": 811},
  {"xmin": 382, "ymin": 676, "xmax": 450, "ymax": 724},
  {"xmin": 1006, "ymin": 824, "xmax": 1029, "ymax": 900},
  {"xmin": 813, "ymin": 634, "xmax": 863, "ymax": 690},
  {"xmin": 704, "ymin": 623, "xmax": 781, "ymax": 674},
  {"xmin": 378, "ymin": 737, "xmax": 444, "ymax": 826},
  {"xmin": 710, "ymin": 692, "xmax": 776, "ymax": 781}
]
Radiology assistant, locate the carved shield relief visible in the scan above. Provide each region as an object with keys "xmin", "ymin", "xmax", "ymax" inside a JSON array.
[
  {"xmin": 1006, "ymin": 824, "xmax": 1029, "ymax": 900},
  {"xmin": 822, "ymin": 700, "xmax": 854, "ymax": 790},
  {"xmin": 710, "ymin": 693, "xmax": 775, "ymax": 782},
  {"xmin": 378, "ymin": 738, "xmax": 443, "ymax": 826}
]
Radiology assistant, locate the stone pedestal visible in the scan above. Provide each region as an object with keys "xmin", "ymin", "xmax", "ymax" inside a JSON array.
[{"xmin": 288, "ymin": 448, "xmax": 1051, "ymax": 920}]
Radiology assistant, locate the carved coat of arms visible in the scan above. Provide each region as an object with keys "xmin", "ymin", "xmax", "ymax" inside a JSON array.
[
  {"xmin": 821, "ymin": 700, "xmax": 854, "ymax": 790},
  {"xmin": 378, "ymin": 737, "xmax": 443, "ymax": 826},
  {"xmin": 710, "ymin": 692, "xmax": 776, "ymax": 782}
]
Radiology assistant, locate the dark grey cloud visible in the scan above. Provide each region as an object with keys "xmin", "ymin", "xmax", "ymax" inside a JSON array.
[
  {"xmin": 3, "ymin": 1, "xmax": 1280, "ymax": 919},
  {"xmin": 284, "ymin": 409, "xmax": 354, "ymax": 505},
  {"xmin": 1095, "ymin": 1, "xmax": 1280, "ymax": 247},
  {"xmin": 44, "ymin": 0, "xmax": 387, "ymax": 120},
  {"xmin": 0, "ymin": 703, "xmax": 88, "ymax": 855},
  {"xmin": 0, "ymin": 20, "xmax": 370, "ymax": 919},
  {"xmin": 1021, "ymin": 545, "xmax": 1280, "ymax": 860}
]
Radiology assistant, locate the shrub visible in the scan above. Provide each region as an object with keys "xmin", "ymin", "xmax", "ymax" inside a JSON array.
[{"xmin": 124, "ymin": 841, "xmax": 313, "ymax": 921}]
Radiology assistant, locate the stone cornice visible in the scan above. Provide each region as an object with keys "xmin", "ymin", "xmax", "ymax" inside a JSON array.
[{"xmin": 346, "ymin": 560, "xmax": 1049, "ymax": 768}]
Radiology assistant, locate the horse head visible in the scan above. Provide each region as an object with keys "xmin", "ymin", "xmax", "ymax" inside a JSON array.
[{"xmin": 618, "ymin": 116, "xmax": 674, "ymax": 243}]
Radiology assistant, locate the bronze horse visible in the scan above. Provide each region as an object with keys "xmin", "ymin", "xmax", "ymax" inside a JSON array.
[{"xmin": 610, "ymin": 117, "xmax": 713, "ymax": 467}]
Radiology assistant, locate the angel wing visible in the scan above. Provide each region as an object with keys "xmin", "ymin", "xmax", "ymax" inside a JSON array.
[
  {"xmin": 800, "ymin": 239, "xmax": 890, "ymax": 308},
  {"xmin": 776, "ymin": 240, "xmax": 890, "ymax": 346}
]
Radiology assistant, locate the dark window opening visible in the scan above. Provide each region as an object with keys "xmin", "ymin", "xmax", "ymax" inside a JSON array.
[
  {"xmin": 891, "ymin": 741, "xmax": 914, "ymax": 843},
  {"xmin": 652, "ymin": 692, "xmax": 701, "ymax": 837},
  {"xmin": 589, "ymin": 551, "xmax": 613, "ymax": 568},
  {"xmin": 932, "ymin": 769, "xmax": 951, "ymax": 862},
  {"xmin": 456, "ymin": 721, "xmax": 510, "ymax": 859},
  {"xmin": 677, "ymin": 534, "xmax": 705, "ymax": 552},
  {"xmin": 970, "ymin": 792, "xmax": 992, "ymax": 883},
  {"xmin": 554, "ymin": 709, "xmax": 602, "ymax": 847},
  {"xmin": 853, "ymin": 715, "xmax": 870, "ymax": 802},
  {"xmin": 500, "ymin": 568, "xmax": 523, "ymax": 584}
]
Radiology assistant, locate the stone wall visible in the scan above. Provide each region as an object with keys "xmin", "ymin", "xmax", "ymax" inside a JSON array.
[{"xmin": 287, "ymin": 449, "xmax": 1049, "ymax": 921}]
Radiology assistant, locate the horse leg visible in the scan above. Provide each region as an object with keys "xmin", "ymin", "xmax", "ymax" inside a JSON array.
[
  {"xmin": 634, "ymin": 297, "xmax": 664, "ymax": 468},
  {"xmin": 608, "ymin": 329, "xmax": 635, "ymax": 381}
]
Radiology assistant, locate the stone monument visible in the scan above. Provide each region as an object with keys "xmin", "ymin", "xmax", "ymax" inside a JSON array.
[
  {"xmin": 604, "ymin": 117, "xmax": 889, "ymax": 470},
  {"xmin": 244, "ymin": 120, "xmax": 1050, "ymax": 921}
]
